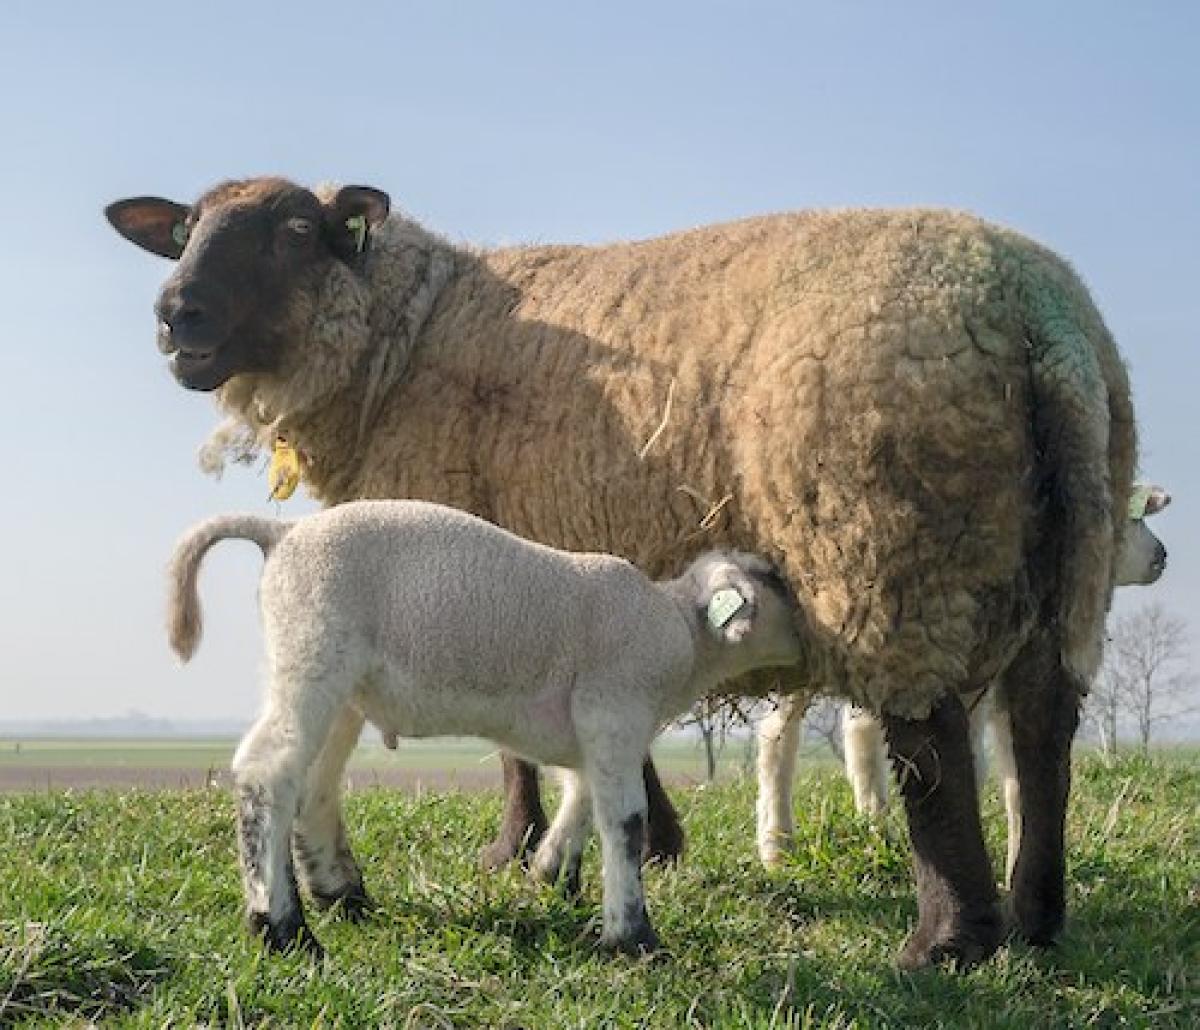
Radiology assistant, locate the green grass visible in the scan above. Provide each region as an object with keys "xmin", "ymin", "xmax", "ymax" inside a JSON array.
[{"xmin": 2, "ymin": 754, "xmax": 1197, "ymax": 1028}]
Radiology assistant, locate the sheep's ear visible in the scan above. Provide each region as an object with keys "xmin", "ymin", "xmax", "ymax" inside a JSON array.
[
  {"xmin": 105, "ymin": 197, "xmax": 191, "ymax": 260},
  {"xmin": 324, "ymin": 185, "xmax": 391, "ymax": 260},
  {"xmin": 701, "ymin": 576, "xmax": 757, "ymax": 645}
]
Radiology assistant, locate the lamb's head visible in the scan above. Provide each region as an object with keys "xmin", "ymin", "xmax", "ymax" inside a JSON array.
[
  {"xmin": 672, "ymin": 551, "xmax": 803, "ymax": 684},
  {"xmin": 105, "ymin": 177, "xmax": 389, "ymax": 391},
  {"xmin": 1115, "ymin": 484, "xmax": 1170, "ymax": 586}
]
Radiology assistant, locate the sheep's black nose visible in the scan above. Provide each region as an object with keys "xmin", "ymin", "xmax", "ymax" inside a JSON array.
[{"xmin": 159, "ymin": 293, "xmax": 209, "ymax": 333}]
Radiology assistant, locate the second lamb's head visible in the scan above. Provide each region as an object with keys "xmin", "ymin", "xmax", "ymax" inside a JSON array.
[{"xmin": 667, "ymin": 551, "xmax": 803, "ymax": 688}]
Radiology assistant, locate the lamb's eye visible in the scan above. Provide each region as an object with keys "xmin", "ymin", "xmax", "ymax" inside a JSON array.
[{"xmin": 285, "ymin": 217, "xmax": 313, "ymax": 235}]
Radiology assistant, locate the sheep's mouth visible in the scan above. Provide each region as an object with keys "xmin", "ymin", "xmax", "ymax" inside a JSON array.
[{"xmin": 168, "ymin": 345, "xmax": 232, "ymax": 391}]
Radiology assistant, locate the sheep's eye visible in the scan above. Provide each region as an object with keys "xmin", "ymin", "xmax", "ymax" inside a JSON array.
[{"xmin": 285, "ymin": 217, "xmax": 313, "ymax": 236}]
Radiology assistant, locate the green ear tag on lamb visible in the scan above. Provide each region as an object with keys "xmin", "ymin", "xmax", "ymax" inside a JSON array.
[
  {"xmin": 707, "ymin": 587, "xmax": 746, "ymax": 631},
  {"xmin": 171, "ymin": 222, "xmax": 189, "ymax": 248},
  {"xmin": 345, "ymin": 214, "xmax": 367, "ymax": 254},
  {"xmin": 1128, "ymin": 485, "xmax": 1153, "ymax": 521}
]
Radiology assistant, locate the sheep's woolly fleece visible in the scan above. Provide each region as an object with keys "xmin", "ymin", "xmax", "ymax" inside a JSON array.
[{"xmin": 204, "ymin": 199, "xmax": 1135, "ymax": 719}]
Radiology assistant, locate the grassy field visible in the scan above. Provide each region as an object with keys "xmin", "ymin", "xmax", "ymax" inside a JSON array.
[
  {"xmin": 0, "ymin": 736, "xmax": 774, "ymax": 792},
  {"xmin": 1, "ymin": 754, "xmax": 1197, "ymax": 1028}
]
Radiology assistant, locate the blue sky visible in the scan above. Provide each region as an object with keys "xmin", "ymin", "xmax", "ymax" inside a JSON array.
[{"xmin": 0, "ymin": 1, "xmax": 1194, "ymax": 721}]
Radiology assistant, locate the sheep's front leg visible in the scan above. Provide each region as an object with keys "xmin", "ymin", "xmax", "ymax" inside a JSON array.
[
  {"xmin": 232, "ymin": 709, "xmax": 326, "ymax": 956},
  {"xmin": 481, "ymin": 754, "xmax": 682, "ymax": 871},
  {"xmin": 1001, "ymin": 638, "xmax": 1082, "ymax": 945},
  {"xmin": 755, "ymin": 694, "xmax": 806, "ymax": 866},
  {"xmin": 478, "ymin": 753, "xmax": 548, "ymax": 870},
  {"xmin": 293, "ymin": 703, "xmax": 372, "ymax": 919},
  {"xmin": 590, "ymin": 764, "xmax": 659, "ymax": 955},
  {"xmin": 530, "ymin": 769, "xmax": 592, "ymax": 897},
  {"xmin": 884, "ymin": 694, "xmax": 1002, "ymax": 971}
]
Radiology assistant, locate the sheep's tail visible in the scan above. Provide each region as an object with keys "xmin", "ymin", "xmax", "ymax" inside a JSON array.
[
  {"xmin": 1023, "ymin": 279, "xmax": 1126, "ymax": 689},
  {"xmin": 167, "ymin": 514, "xmax": 291, "ymax": 662}
]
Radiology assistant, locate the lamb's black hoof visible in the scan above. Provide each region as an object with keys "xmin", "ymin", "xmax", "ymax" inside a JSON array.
[
  {"xmin": 248, "ymin": 909, "xmax": 324, "ymax": 960},
  {"xmin": 312, "ymin": 882, "xmax": 375, "ymax": 922}
]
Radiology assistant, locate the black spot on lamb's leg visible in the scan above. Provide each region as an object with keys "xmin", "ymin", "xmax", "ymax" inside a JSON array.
[
  {"xmin": 599, "ymin": 812, "xmax": 659, "ymax": 956},
  {"xmin": 1003, "ymin": 637, "xmax": 1082, "ymax": 946},
  {"xmin": 642, "ymin": 759, "xmax": 684, "ymax": 865},
  {"xmin": 884, "ymin": 696, "xmax": 1003, "ymax": 972},
  {"xmin": 479, "ymin": 753, "xmax": 547, "ymax": 871}
]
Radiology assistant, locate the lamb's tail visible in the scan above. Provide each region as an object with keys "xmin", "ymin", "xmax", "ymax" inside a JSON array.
[
  {"xmin": 1023, "ymin": 277, "xmax": 1128, "ymax": 688},
  {"xmin": 167, "ymin": 514, "xmax": 292, "ymax": 661}
]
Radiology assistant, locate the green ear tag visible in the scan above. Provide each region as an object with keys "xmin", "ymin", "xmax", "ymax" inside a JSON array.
[
  {"xmin": 1128, "ymin": 485, "xmax": 1152, "ymax": 521},
  {"xmin": 345, "ymin": 214, "xmax": 367, "ymax": 254},
  {"xmin": 707, "ymin": 588, "xmax": 746, "ymax": 631},
  {"xmin": 171, "ymin": 222, "xmax": 189, "ymax": 248}
]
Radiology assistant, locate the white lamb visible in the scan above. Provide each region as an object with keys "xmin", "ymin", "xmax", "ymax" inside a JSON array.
[{"xmin": 167, "ymin": 499, "xmax": 801, "ymax": 956}]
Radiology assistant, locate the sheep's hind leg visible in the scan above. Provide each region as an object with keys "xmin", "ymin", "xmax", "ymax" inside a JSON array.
[
  {"xmin": 232, "ymin": 702, "xmax": 335, "ymax": 956},
  {"xmin": 478, "ymin": 753, "xmax": 548, "ymax": 870},
  {"xmin": 292, "ymin": 702, "xmax": 372, "ymax": 919},
  {"xmin": 884, "ymin": 694, "xmax": 1002, "ymax": 971},
  {"xmin": 1000, "ymin": 637, "xmax": 1082, "ymax": 945},
  {"xmin": 529, "ymin": 769, "xmax": 592, "ymax": 897}
]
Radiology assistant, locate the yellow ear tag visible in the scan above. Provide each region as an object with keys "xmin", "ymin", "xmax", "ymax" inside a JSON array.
[
  {"xmin": 1128, "ymin": 485, "xmax": 1152, "ymax": 521},
  {"xmin": 346, "ymin": 214, "xmax": 367, "ymax": 254},
  {"xmin": 707, "ymin": 587, "xmax": 746, "ymax": 631},
  {"xmin": 268, "ymin": 438, "xmax": 302, "ymax": 501}
]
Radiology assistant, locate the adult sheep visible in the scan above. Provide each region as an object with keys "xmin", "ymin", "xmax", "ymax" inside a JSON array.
[{"xmin": 106, "ymin": 177, "xmax": 1135, "ymax": 969}]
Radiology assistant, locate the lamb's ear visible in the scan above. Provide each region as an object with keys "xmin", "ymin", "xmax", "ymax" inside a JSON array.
[
  {"xmin": 105, "ymin": 197, "xmax": 191, "ymax": 260},
  {"xmin": 324, "ymin": 185, "xmax": 391, "ymax": 260},
  {"xmin": 700, "ymin": 569, "xmax": 757, "ymax": 645}
]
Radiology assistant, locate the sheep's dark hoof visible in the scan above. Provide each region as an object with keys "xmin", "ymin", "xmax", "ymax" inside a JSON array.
[
  {"xmin": 600, "ymin": 921, "xmax": 661, "ymax": 958},
  {"xmin": 1008, "ymin": 884, "xmax": 1066, "ymax": 947},
  {"xmin": 895, "ymin": 916, "xmax": 1003, "ymax": 972},
  {"xmin": 644, "ymin": 820, "xmax": 685, "ymax": 867},
  {"xmin": 311, "ymin": 882, "xmax": 375, "ymax": 922},
  {"xmin": 478, "ymin": 823, "xmax": 546, "ymax": 872},
  {"xmin": 248, "ymin": 909, "xmax": 324, "ymax": 959}
]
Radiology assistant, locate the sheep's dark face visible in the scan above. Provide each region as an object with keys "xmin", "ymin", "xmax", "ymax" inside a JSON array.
[{"xmin": 105, "ymin": 178, "xmax": 389, "ymax": 391}]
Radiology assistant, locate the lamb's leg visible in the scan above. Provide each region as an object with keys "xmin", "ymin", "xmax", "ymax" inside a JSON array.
[
  {"xmin": 590, "ymin": 762, "xmax": 659, "ymax": 955},
  {"xmin": 232, "ymin": 701, "xmax": 334, "ymax": 956},
  {"xmin": 755, "ymin": 694, "xmax": 805, "ymax": 866},
  {"xmin": 844, "ymin": 706, "xmax": 889, "ymax": 818},
  {"xmin": 988, "ymin": 700, "xmax": 1021, "ymax": 889},
  {"xmin": 642, "ymin": 758, "xmax": 684, "ymax": 864},
  {"xmin": 1001, "ymin": 639, "xmax": 1082, "ymax": 945},
  {"xmin": 480, "ymin": 753, "xmax": 682, "ymax": 870},
  {"xmin": 529, "ymin": 769, "xmax": 592, "ymax": 897},
  {"xmin": 292, "ymin": 702, "xmax": 371, "ymax": 919},
  {"xmin": 884, "ymin": 694, "xmax": 1003, "ymax": 971},
  {"xmin": 478, "ymin": 753, "xmax": 548, "ymax": 870}
]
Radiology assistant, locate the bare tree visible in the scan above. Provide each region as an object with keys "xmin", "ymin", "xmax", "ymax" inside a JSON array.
[
  {"xmin": 804, "ymin": 696, "xmax": 844, "ymax": 761},
  {"xmin": 673, "ymin": 695, "xmax": 765, "ymax": 781},
  {"xmin": 1099, "ymin": 604, "xmax": 1195, "ymax": 754}
]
